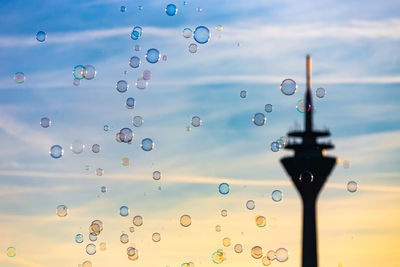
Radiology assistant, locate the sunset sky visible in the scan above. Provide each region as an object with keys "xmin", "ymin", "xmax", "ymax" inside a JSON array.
[{"xmin": 0, "ymin": 0, "xmax": 399, "ymax": 266}]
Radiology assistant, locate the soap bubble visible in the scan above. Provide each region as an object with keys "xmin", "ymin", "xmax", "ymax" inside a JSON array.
[
  {"xmin": 119, "ymin": 128, "xmax": 134, "ymax": 143},
  {"xmin": 73, "ymin": 78, "xmax": 80, "ymax": 86},
  {"xmin": 95, "ymin": 168, "xmax": 104, "ymax": 176},
  {"xmin": 191, "ymin": 116, "xmax": 202, "ymax": 127},
  {"xmin": 101, "ymin": 186, "xmax": 107, "ymax": 193},
  {"xmin": 136, "ymin": 78, "xmax": 148, "ymax": 89},
  {"xmin": 153, "ymin": 171, "xmax": 161, "ymax": 180},
  {"xmin": 121, "ymin": 157, "xmax": 129, "ymax": 166},
  {"xmin": 120, "ymin": 6, "xmax": 126, "ymax": 12},
  {"xmin": 126, "ymin": 97, "xmax": 136, "ymax": 109},
  {"xmin": 188, "ymin": 43, "xmax": 198, "ymax": 53},
  {"xmin": 6, "ymin": 247, "xmax": 16, "ymax": 257},
  {"xmin": 70, "ymin": 140, "xmax": 85, "ymax": 154},
  {"xmin": 222, "ymin": 237, "xmax": 231, "ymax": 247},
  {"xmin": 132, "ymin": 116, "xmax": 143, "ymax": 127},
  {"xmin": 82, "ymin": 261, "xmax": 92, "ymax": 267},
  {"xmin": 182, "ymin": 28, "xmax": 193, "ymax": 38},
  {"xmin": 152, "ymin": 232, "xmax": 161, "ymax": 242},
  {"xmin": 221, "ymin": 209, "xmax": 227, "ymax": 217},
  {"xmin": 299, "ymin": 171, "xmax": 314, "ymax": 182},
  {"xmin": 162, "ymin": 54, "xmax": 168, "ymax": 61},
  {"xmin": 40, "ymin": 117, "xmax": 51, "ymax": 128},
  {"xmin": 271, "ymin": 141, "xmax": 280, "ymax": 152},
  {"xmin": 84, "ymin": 65, "xmax": 96, "ymax": 80},
  {"xmin": 255, "ymin": 215, "xmax": 267, "ymax": 227},
  {"xmin": 120, "ymin": 206, "xmax": 129, "ymax": 216},
  {"xmin": 142, "ymin": 70, "xmax": 151, "ymax": 80},
  {"xmin": 215, "ymin": 225, "xmax": 221, "ymax": 232},
  {"xmin": 194, "ymin": 26, "xmax": 210, "ymax": 44},
  {"xmin": 296, "ymin": 99, "xmax": 311, "ymax": 113},
  {"xmin": 86, "ymin": 244, "xmax": 96, "ymax": 255},
  {"xmin": 275, "ymin": 248, "xmax": 289, "ymax": 262},
  {"xmin": 73, "ymin": 65, "xmax": 86, "ymax": 80},
  {"xmin": 211, "ymin": 249, "xmax": 225, "ymax": 264},
  {"xmin": 262, "ymin": 256, "xmax": 271, "ymax": 266},
  {"xmin": 133, "ymin": 215, "xmax": 143, "ymax": 226},
  {"xmin": 129, "ymin": 227, "xmax": 135, "ymax": 232},
  {"xmin": 91, "ymin": 144, "xmax": 101, "ymax": 153},
  {"xmin": 251, "ymin": 246, "xmax": 263, "ymax": 259},
  {"xmin": 347, "ymin": 181, "xmax": 358, "ymax": 193},
  {"xmin": 234, "ymin": 244, "xmax": 243, "ymax": 253},
  {"xmin": 116, "ymin": 80, "xmax": 129, "ymax": 93},
  {"xmin": 180, "ymin": 214, "xmax": 191, "ymax": 227},
  {"xmin": 89, "ymin": 233, "xmax": 97, "ymax": 242},
  {"xmin": 14, "ymin": 72, "xmax": 25, "ymax": 83},
  {"xmin": 342, "ymin": 160, "xmax": 350, "ymax": 169},
  {"xmin": 246, "ymin": 200, "xmax": 255, "ymax": 210},
  {"xmin": 127, "ymin": 247, "xmax": 139, "ymax": 260},
  {"xmin": 120, "ymin": 233, "xmax": 129, "ymax": 243},
  {"xmin": 278, "ymin": 136, "xmax": 288, "ymax": 148},
  {"xmin": 103, "ymin": 125, "xmax": 109, "ymax": 131},
  {"xmin": 271, "ymin": 190, "xmax": 282, "ymax": 202},
  {"xmin": 134, "ymin": 45, "xmax": 141, "ymax": 51},
  {"xmin": 146, "ymin": 48, "xmax": 160, "ymax": 63},
  {"xmin": 218, "ymin": 183, "xmax": 230, "ymax": 195},
  {"xmin": 186, "ymin": 126, "xmax": 191, "ymax": 132},
  {"xmin": 196, "ymin": 7, "xmax": 202, "ymax": 12},
  {"xmin": 316, "ymin": 88, "xmax": 326, "ymax": 98},
  {"xmin": 131, "ymin": 26, "xmax": 143, "ymax": 40},
  {"xmin": 165, "ymin": 4, "xmax": 178, "ymax": 16},
  {"xmin": 266, "ymin": 250, "xmax": 276, "ymax": 260},
  {"xmin": 252, "ymin": 113, "xmax": 266, "ymax": 126},
  {"xmin": 240, "ymin": 90, "xmax": 247, "ymax": 98},
  {"xmin": 99, "ymin": 242, "xmax": 106, "ymax": 251},
  {"xmin": 141, "ymin": 138, "xmax": 154, "ymax": 151},
  {"xmin": 36, "ymin": 31, "xmax": 47, "ymax": 42},
  {"xmin": 50, "ymin": 145, "xmax": 64, "ymax": 159},
  {"xmin": 75, "ymin": 234, "xmax": 83, "ymax": 243},
  {"xmin": 129, "ymin": 56, "xmax": 141, "ymax": 68},
  {"xmin": 265, "ymin": 104, "xmax": 273, "ymax": 113},
  {"xmin": 216, "ymin": 25, "xmax": 223, "ymax": 31},
  {"xmin": 280, "ymin": 79, "xmax": 297, "ymax": 95}
]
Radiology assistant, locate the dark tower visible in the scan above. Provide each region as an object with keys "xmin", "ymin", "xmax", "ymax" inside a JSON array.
[{"xmin": 280, "ymin": 55, "xmax": 337, "ymax": 267}]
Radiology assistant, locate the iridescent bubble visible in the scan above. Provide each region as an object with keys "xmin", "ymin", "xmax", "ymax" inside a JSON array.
[
  {"xmin": 255, "ymin": 215, "xmax": 266, "ymax": 227},
  {"xmin": 73, "ymin": 65, "xmax": 86, "ymax": 80},
  {"xmin": 191, "ymin": 116, "xmax": 202, "ymax": 127},
  {"xmin": 221, "ymin": 209, "xmax": 227, "ymax": 217},
  {"xmin": 121, "ymin": 157, "xmax": 130, "ymax": 166},
  {"xmin": 95, "ymin": 168, "xmax": 104, "ymax": 176},
  {"xmin": 218, "ymin": 183, "xmax": 230, "ymax": 195},
  {"xmin": 131, "ymin": 26, "xmax": 143, "ymax": 40},
  {"xmin": 120, "ymin": 206, "xmax": 129, "ymax": 216},
  {"xmin": 127, "ymin": 247, "xmax": 139, "ymax": 260},
  {"xmin": 275, "ymin": 248, "xmax": 289, "ymax": 262},
  {"xmin": 215, "ymin": 225, "xmax": 221, "ymax": 232},
  {"xmin": 186, "ymin": 126, "xmax": 191, "ymax": 131},
  {"xmin": 103, "ymin": 125, "xmax": 109, "ymax": 131},
  {"xmin": 120, "ymin": 233, "xmax": 129, "ymax": 243},
  {"xmin": 75, "ymin": 233, "xmax": 83, "ymax": 243},
  {"xmin": 36, "ymin": 31, "xmax": 47, "ymax": 42},
  {"xmin": 211, "ymin": 249, "xmax": 225, "ymax": 264},
  {"xmin": 101, "ymin": 186, "xmax": 107, "ymax": 193},
  {"xmin": 271, "ymin": 141, "xmax": 280, "ymax": 152},
  {"xmin": 82, "ymin": 261, "xmax": 92, "ymax": 267},
  {"xmin": 180, "ymin": 214, "xmax": 191, "ymax": 227},
  {"xmin": 252, "ymin": 113, "xmax": 266, "ymax": 126},
  {"xmin": 142, "ymin": 70, "xmax": 151, "ymax": 80},
  {"xmin": 271, "ymin": 190, "xmax": 282, "ymax": 202},
  {"xmin": 152, "ymin": 232, "xmax": 161, "ymax": 242},
  {"xmin": 50, "ymin": 145, "xmax": 64, "ymax": 159},
  {"xmin": 216, "ymin": 25, "xmax": 223, "ymax": 31},
  {"xmin": 153, "ymin": 171, "xmax": 161, "ymax": 180},
  {"xmin": 14, "ymin": 72, "xmax": 25, "ymax": 83},
  {"xmin": 182, "ymin": 28, "xmax": 193, "ymax": 38},
  {"xmin": 299, "ymin": 171, "xmax": 314, "ymax": 182},
  {"xmin": 70, "ymin": 140, "xmax": 85, "ymax": 154},
  {"xmin": 132, "ymin": 116, "xmax": 143, "ymax": 127},
  {"xmin": 165, "ymin": 4, "xmax": 178, "ymax": 16},
  {"xmin": 120, "ymin": 6, "xmax": 126, "ymax": 12},
  {"xmin": 280, "ymin": 79, "xmax": 297, "ymax": 96},
  {"xmin": 246, "ymin": 200, "xmax": 255, "ymax": 210},
  {"xmin": 265, "ymin": 104, "xmax": 273, "ymax": 113},
  {"xmin": 234, "ymin": 244, "xmax": 243, "ymax": 253},
  {"xmin": 146, "ymin": 48, "xmax": 160, "ymax": 64},
  {"xmin": 251, "ymin": 246, "xmax": 263, "ymax": 259},
  {"xmin": 342, "ymin": 160, "xmax": 350, "ymax": 169},
  {"xmin": 6, "ymin": 247, "xmax": 16, "ymax": 257},
  {"xmin": 116, "ymin": 80, "xmax": 129, "ymax": 93},
  {"xmin": 133, "ymin": 215, "xmax": 143, "ymax": 226},
  {"xmin": 262, "ymin": 256, "xmax": 271, "ymax": 266},
  {"xmin": 267, "ymin": 250, "xmax": 276, "ymax": 261},
  {"xmin": 141, "ymin": 138, "xmax": 154, "ymax": 151},
  {"xmin": 188, "ymin": 43, "xmax": 198, "ymax": 53},
  {"xmin": 193, "ymin": 26, "xmax": 210, "ymax": 44},
  {"xmin": 347, "ymin": 181, "xmax": 358, "ymax": 193},
  {"xmin": 222, "ymin": 237, "xmax": 231, "ymax": 247},
  {"xmin": 40, "ymin": 117, "xmax": 51, "ymax": 128},
  {"xmin": 162, "ymin": 54, "xmax": 168, "ymax": 61},
  {"xmin": 91, "ymin": 144, "xmax": 101, "ymax": 153},
  {"xmin": 136, "ymin": 78, "xmax": 148, "ymax": 89},
  {"xmin": 119, "ymin": 128, "xmax": 134, "ymax": 143},
  {"xmin": 296, "ymin": 99, "xmax": 311, "ymax": 113},
  {"xmin": 89, "ymin": 233, "xmax": 97, "ymax": 242},
  {"xmin": 129, "ymin": 227, "xmax": 135, "ymax": 232},
  {"xmin": 126, "ymin": 97, "xmax": 136, "ymax": 109},
  {"xmin": 86, "ymin": 244, "xmax": 96, "ymax": 255},
  {"xmin": 84, "ymin": 65, "xmax": 96, "ymax": 80},
  {"xmin": 73, "ymin": 78, "xmax": 80, "ymax": 86},
  {"xmin": 316, "ymin": 88, "xmax": 326, "ymax": 98},
  {"xmin": 99, "ymin": 242, "xmax": 106, "ymax": 251},
  {"xmin": 240, "ymin": 90, "xmax": 247, "ymax": 98},
  {"xmin": 129, "ymin": 56, "xmax": 141, "ymax": 68}
]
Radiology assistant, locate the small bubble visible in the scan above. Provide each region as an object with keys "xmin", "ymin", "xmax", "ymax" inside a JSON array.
[
  {"xmin": 191, "ymin": 116, "xmax": 202, "ymax": 127},
  {"xmin": 127, "ymin": 247, "xmax": 139, "ymax": 260},
  {"xmin": 134, "ymin": 45, "xmax": 141, "ymax": 51},
  {"xmin": 316, "ymin": 88, "xmax": 326, "ymax": 98},
  {"xmin": 40, "ymin": 117, "xmax": 51, "ymax": 128},
  {"xmin": 142, "ymin": 70, "xmax": 151, "ymax": 80},
  {"xmin": 73, "ymin": 65, "xmax": 86, "ymax": 80},
  {"xmin": 103, "ymin": 125, "xmax": 109, "ymax": 131},
  {"xmin": 120, "ymin": 6, "xmax": 126, "ymax": 12},
  {"xmin": 132, "ymin": 116, "xmax": 144, "ymax": 127},
  {"xmin": 70, "ymin": 140, "xmax": 85, "ymax": 154},
  {"xmin": 153, "ymin": 171, "xmax": 161, "ymax": 180},
  {"xmin": 129, "ymin": 56, "xmax": 141, "ymax": 68},
  {"xmin": 131, "ymin": 26, "xmax": 143, "ymax": 40},
  {"xmin": 126, "ymin": 97, "xmax": 136, "ymax": 109},
  {"xmin": 146, "ymin": 48, "xmax": 160, "ymax": 64},
  {"xmin": 296, "ymin": 99, "xmax": 311, "ymax": 113},
  {"xmin": 180, "ymin": 214, "xmax": 192, "ymax": 227},
  {"xmin": 255, "ymin": 215, "xmax": 266, "ymax": 227},
  {"xmin": 342, "ymin": 160, "xmax": 350, "ymax": 169},
  {"xmin": 86, "ymin": 244, "xmax": 96, "ymax": 255},
  {"xmin": 73, "ymin": 78, "xmax": 80, "ymax": 86},
  {"xmin": 120, "ymin": 206, "xmax": 129, "ymax": 216},
  {"xmin": 6, "ymin": 247, "xmax": 16, "ymax": 257},
  {"xmin": 251, "ymin": 246, "xmax": 263, "ymax": 259},
  {"xmin": 92, "ymin": 144, "xmax": 101, "ymax": 153},
  {"xmin": 280, "ymin": 79, "xmax": 297, "ymax": 96},
  {"xmin": 136, "ymin": 78, "xmax": 148, "ymax": 89},
  {"xmin": 121, "ymin": 157, "xmax": 130, "ymax": 166},
  {"xmin": 271, "ymin": 190, "xmax": 283, "ymax": 202},
  {"xmin": 165, "ymin": 4, "xmax": 178, "ymax": 16},
  {"xmin": 218, "ymin": 183, "xmax": 230, "ymax": 195},
  {"xmin": 188, "ymin": 43, "xmax": 198, "ymax": 53},
  {"xmin": 262, "ymin": 256, "xmax": 271, "ymax": 266},
  {"xmin": 99, "ymin": 242, "xmax": 107, "ymax": 251},
  {"xmin": 215, "ymin": 225, "xmax": 221, "ymax": 232},
  {"xmin": 299, "ymin": 171, "xmax": 314, "ymax": 182},
  {"xmin": 129, "ymin": 227, "xmax": 135, "ymax": 233},
  {"xmin": 252, "ymin": 113, "xmax": 266, "ymax": 126},
  {"xmin": 84, "ymin": 65, "xmax": 96, "ymax": 80},
  {"xmin": 234, "ymin": 244, "xmax": 243, "ymax": 253},
  {"xmin": 265, "ymin": 104, "xmax": 273, "ymax": 113},
  {"xmin": 347, "ymin": 181, "xmax": 358, "ymax": 193},
  {"xmin": 162, "ymin": 54, "xmax": 168, "ymax": 61},
  {"xmin": 14, "ymin": 72, "xmax": 25, "ymax": 83},
  {"xmin": 75, "ymin": 233, "xmax": 83, "ymax": 243},
  {"xmin": 216, "ymin": 25, "xmax": 223, "ymax": 31},
  {"xmin": 211, "ymin": 249, "xmax": 225, "ymax": 264},
  {"xmin": 222, "ymin": 237, "xmax": 231, "ymax": 247},
  {"xmin": 50, "ymin": 145, "xmax": 64, "ymax": 159},
  {"xmin": 95, "ymin": 168, "xmax": 104, "ymax": 176},
  {"xmin": 152, "ymin": 232, "xmax": 161, "ymax": 242},
  {"xmin": 182, "ymin": 28, "xmax": 193, "ymax": 38},
  {"xmin": 36, "ymin": 31, "xmax": 47, "ymax": 42},
  {"xmin": 141, "ymin": 138, "xmax": 154, "ymax": 151},
  {"xmin": 133, "ymin": 215, "xmax": 143, "ymax": 226},
  {"xmin": 240, "ymin": 90, "xmax": 247, "ymax": 98},
  {"xmin": 82, "ymin": 261, "xmax": 92, "ymax": 267},
  {"xmin": 270, "ymin": 141, "xmax": 280, "ymax": 152},
  {"xmin": 89, "ymin": 233, "xmax": 97, "ymax": 242},
  {"xmin": 101, "ymin": 186, "xmax": 107, "ymax": 193},
  {"xmin": 246, "ymin": 200, "xmax": 255, "ymax": 210},
  {"xmin": 221, "ymin": 209, "xmax": 227, "ymax": 217},
  {"xmin": 119, "ymin": 128, "xmax": 134, "ymax": 143},
  {"xmin": 267, "ymin": 250, "xmax": 276, "ymax": 261},
  {"xmin": 120, "ymin": 233, "xmax": 129, "ymax": 243},
  {"xmin": 116, "ymin": 80, "xmax": 129, "ymax": 93}
]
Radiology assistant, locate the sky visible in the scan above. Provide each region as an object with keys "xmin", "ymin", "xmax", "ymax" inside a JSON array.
[{"xmin": 0, "ymin": 0, "xmax": 400, "ymax": 266}]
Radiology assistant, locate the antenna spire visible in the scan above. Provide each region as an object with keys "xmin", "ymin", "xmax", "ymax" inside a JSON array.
[{"xmin": 305, "ymin": 55, "xmax": 313, "ymax": 132}]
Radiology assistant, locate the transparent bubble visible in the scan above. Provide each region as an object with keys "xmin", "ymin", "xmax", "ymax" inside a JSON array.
[
  {"xmin": 70, "ymin": 140, "xmax": 85, "ymax": 154},
  {"xmin": 89, "ymin": 233, "xmax": 97, "ymax": 242},
  {"xmin": 271, "ymin": 190, "xmax": 282, "ymax": 202},
  {"xmin": 73, "ymin": 78, "xmax": 80, "ymax": 86},
  {"xmin": 119, "ymin": 128, "xmax": 134, "ymax": 143},
  {"xmin": 120, "ymin": 233, "xmax": 129, "ymax": 243},
  {"xmin": 221, "ymin": 209, "xmax": 227, "ymax": 217},
  {"xmin": 133, "ymin": 215, "xmax": 143, "ymax": 226},
  {"xmin": 152, "ymin": 232, "xmax": 161, "ymax": 242},
  {"xmin": 126, "ymin": 97, "xmax": 136, "ymax": 109},
  {"xmin": 180, "ymin": 214, "xmax": 192, "ymax": 227},
  {"xmin": 146, "ymin": 48, "xmax": 160, "ymax": 64},
  {"xmin": 84, "ymin": 65, "xmax": 96, "ymax": 80},
  {"xmin": 218, "ymin": 183, "xmax": 230, "ymax": 195},
  {"xmin": 275, "ymin": 248, "xmax": 289, "ymax": 262},
  {"xmin": 347, "ymin": 181, "xmax": 358, "ymax": 193},
  {"xmin": 129, "ymin": 227, "xmax": 135, "ymax": 233},
  {"xmin": 188, "ymin": 43, "xmax": 198, "ymax": 53},
  {"xmin": 251, "ymin": 246, "xmax": 263, "ymax": 259},
  {"xmin": 40, "ymin": 117, "xmax": 51, "ymax": 128},
  {"xmin": 6, "ymin": 247, "xmax": 16, "ymax": 257},
  {"xmin": 316, "ymin": 88, "xmax": 326, "ymax": 98},
  {"xmin": 252, "ymin": 113, "xmax": 266, "ymax": 126},
  {"xmin": 234, "ymin": 244, "xmax": 243, "ymax": 253},
  {"xmin": 14, "ymin": 72, "xmax": 25, "ymax": 83},
  {"xmin": 82, "ymin": 261, "xmax": 92, "ymax": 267},
  {"xmin": 296, "ymin": 99, "xmax": 311, "ymax": 113},
  {"xmin": 73, "ymin": 65, "xmax": 86, "ymax": 80},
  {"xmin": 75, "ymin": 233, "xmax": 83, "ymax": 243},
  {"xmin": 246, "ymin": 200, "xmax": 255, "ymax": 210},
  {"xmin": 120, "ymin": 206, "xmax": 129, "ymax": 216},
  {"xmin": 255, "ymin": 215, "xmax": 267, "ymax": 227},
  {"xmin": 99, "ymin": 242, "xmax": 106, "ymax": 251},
  {"xmin": 265, "ymin": 104, "xmax": 273, "ymax": 113},
  {"xmin": 129, "ymin": 56, "xmax": 141, "ymax": 68},
  {"xmin": 86, "ymin": 244, "xmax": 96, "ymax": 255},
  {"xmin": 141, "ymin": 138, "xmax": 154, "ymax": 151},
  {"xmin": 132, "ymin": 116, "xmax": 143, "ymax": 127},
  {"xmin": 50, "ymin": 145, "xmax": 64, "ymax": 159},
  {"xmin": 240, "ymin": 90, "xmax": 247, "ymax": 98},
  {"xmin": 95, "ymin": 168, "xmax": 104, "ymax": 176},
  {"xmin": 103, "ymin": 125, "xmax": 109, "ymax": 131},
  {"xmin": 120, "ymin": 6, "xmax": 126, "ymax": 12},
  {"xmin": 162, "ymin": 54, "xmax": 168, "ymax": 61},
  {"xmin": 216, "ymin": 25, "xmax": 223, "ymax": 31},
  {"xmin": 131, "ymin": 26, "xmax": 143, "ymax": 40},
  {"xmin": 121, "ymin": 157, "xmax": 130, "ymax": 166},
  {"xmin": 136, "ymin": 78, "xmax": 148, "ymax": 89},
  {"xmin": 153, "ymin": 171, "xmax": 161, "ymax": 180},
  {"xmin": 271, "ymin": 141, "xmax": 280, "ymax": 152},
  {"xmin": 165, "ymin": 4, "xmax": 178, "ymax": 16},
  {"xmin": 127, "ymin": 247, "xmax": 139, "ymax": 260},
  {"xmin": 101, "ymin": 186, "xmax": 107, "ymax": 193},
  {"xmin": 134, "ymin": 45, "xmax": 141, "ymax": 51},
  {"xmin": 222, "ymin": 237, "xmax": 231, "ymax": 247},
  {"xmin": 342, "ymin": 160, "xmax": 350, "ymax": 169},
  {"xmin": 182, "ymin": 28, "xmax": 193, "ymax": 38},
  {"xmin": 142, "ymin": 70, "xmax": 151, "ymax": 80},
  {"xmin": 262, "ymin": 256, "xmax": 271, "ymax": 266},
  {"xmin": 299, "ymin": 171, "xmax": 314, "ymax": 182},
  {"xmin": 36, "ymin": 31, "xmax": 47, "ymax": 42},
  {"xmin": 280, "ymin": 79, "xmax": 297, "ymax": 96},
  {"xmin": 267, "ymin": 250, "xmax": 276, "ymax": 261},
  {"xmin": 91, "ymin": 144, "xmax": 101, "ymax": 153},
  {"xmin": 215, "ymin": 225, "xmax": 221, "ymax": 232},
  {"xmin": 116, "ymin": 80, "xmax": 129, "ymax": 93},
  {"xmin": 194, "ymin": 26, "xmax": 210, "ymax": 44},
  {"xmin": 211, "ymin": 249, "xmax": 225, "ymax": 264},
  {"xmin": 191, "ymin": 116, "xmax": 202, "ymax": 127}
]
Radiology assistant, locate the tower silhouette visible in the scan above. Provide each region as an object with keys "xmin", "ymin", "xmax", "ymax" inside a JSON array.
[{"xmin": 280, "ymin": 55, "xmax": 337, "ymax": 267}]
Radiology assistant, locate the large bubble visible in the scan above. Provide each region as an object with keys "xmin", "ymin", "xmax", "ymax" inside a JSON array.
[{"xmin": 193, "ymin": 26, "xmax": 210, "ymax": 44}]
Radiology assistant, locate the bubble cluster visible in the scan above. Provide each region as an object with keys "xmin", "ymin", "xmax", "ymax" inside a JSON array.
[
  {"xmin": 211, "ymin": 249, "xmax": 226, "ymax": 264},
  {"xmin": 118, "ymin": 128, "xmax": 134, "ymax": 143},
  {"xmin": 255, "ymin": 215, "xmax": 267, "ymax": 227},
  {"xmin": 180, "ymin": 214, "xmax": 192, "ymax": 227},
  {"xmin": 218, "ymin": 183, "xmax": 230, "ymax": 195},
  {"xmin": 347, "ymin": 181, "xmax": 358, "ymax": 193},
  {"xmin": 89, "ymin": 220, "xmax": 103, "ymax": 236},
  {"xmin": 120, "ymin": 206, "xmax": 129, "ymax": 216},
  {"xmin": 271, "ymin": 190, "xmax": 283, "ymax": 202},
  {"xmin": 40, "ymin": 117, "xmax": 51, "ymax": 128},
  {"xmin": 141, "ymin": 138, "xmax": 154, "ymax": 151},
  {"xmin": 50, "ymin": 145, "xmax": 64, "ymax": 159},
  {"xmin": 280, "ymin": 79, "xmax": 297, "ymax": 95},
  {"xmin": 131, "ymin": 26, "xmax": 143, "ymax": 40},
  {"xmin": 246, "ymin": 200, "xmax": 255, "ymax": 210},
  {"xmin": 127, "ymin": 247, "xmax": 139, "ymax": 260},
  {"xmin": 252, "ymin": 113, "xmax": 266, "ymax": 126},
  {"xmin": 14, "ymin": 72, "xmax": 25, "ymax": 83}
]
